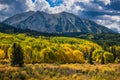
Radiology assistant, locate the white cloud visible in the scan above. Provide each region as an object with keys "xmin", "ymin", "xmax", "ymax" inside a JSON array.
[
  {"xmin": 34, "ymin": 0, "xmax": 85, "ymax": 14},
  {"xmin": 34, "ymin": 0, "xmax": 104, "ymax": 14},
  {"xmin": 101, "ymin": 15, "xmax": 120, "ymax": 22},
  {"xmin": 97, "ymin": 15, "xmax": 120, "ymax": 32},
  {"xmin": 0, "ymin": 0, "xmax": 108, "ymax": 19},
  {"xmin": 98, "ymin": 0, "xmax": 111, "ymax": 5},
  {"xmin": 0, "ymin": 4, "xmax": 9, "ymax": 11},
  {"xmin": 34, "ymin": 0, "xmax": 50, "ymax": 12},
  {"xmin": 25, "ymin": 0, "xmax": 35, "ymax": 11},
  {"xmin": 0, "ymin": 0, "xmax": 35, "ymax": 21}
]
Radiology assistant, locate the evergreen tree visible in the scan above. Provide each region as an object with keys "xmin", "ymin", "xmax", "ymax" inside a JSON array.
[
  {"xmin": 88, "ymin": 48, "xmax": 94, "ymax": 64},
  {"xmin": 111, "ymin": 46, "xmax": 116, "ymax": 60},
  {"xmin": 101, "ymin": 53, "xmax": 105, "ymax": 64},
  {"xmin": 11, "ymin": 43, "xmax": 24, "ymax": 67}
]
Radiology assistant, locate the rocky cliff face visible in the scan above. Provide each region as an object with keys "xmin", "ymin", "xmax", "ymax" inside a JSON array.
[{"xmin": 3, "ymin": 11, "xmax": 114, "ymax": 33}]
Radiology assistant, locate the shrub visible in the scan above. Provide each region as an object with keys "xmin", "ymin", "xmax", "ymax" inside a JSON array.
[
  {"xmin": 40, "ymin": 47, "xmax": 56, "ymax": 63},
  {"xmin": 103, "ymin": 52, "xmax": 114, "ymax": 63},
  {"xmin": 92, "ymin": 49, "xmax": 104, "ymax": 63}
]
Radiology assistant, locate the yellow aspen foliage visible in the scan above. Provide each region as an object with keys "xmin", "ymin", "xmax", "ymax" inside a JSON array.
[
  {"xmin": 73, "ymin": 50, "xmax": 85, "ymax": 63},
  {"xmin": 92, "ymin": 49, "xmax": 104, "ymax": 63},
  {"xmin": 24, "ymin": 46, "xmax": 32, "ymax": 63},
  {"xmin": 40, "ymin": 47, "xmax": 56, "ymax": 63},
  {"xmin": 64, "ymin": 46, "xmax": 74, "ymax": 62},
  {"xmin": 7, "ymin": 46, "xmax": 12, "ymax": 59},
  {"xmin": 0, "ymin": 49, "xmax": 5, "ymax": 59},
  {"xmin": 53, "ymin": 47, "xmax": 66, "ymax": 63},
  {"xmin": 62, "ymin": 44, "xmax": 75, "ymax": 50}
]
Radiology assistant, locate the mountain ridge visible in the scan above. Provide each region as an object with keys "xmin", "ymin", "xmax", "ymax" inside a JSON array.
[{"xmin": 3, "ymin": 11, "xmax": 114, "ymax": 33}]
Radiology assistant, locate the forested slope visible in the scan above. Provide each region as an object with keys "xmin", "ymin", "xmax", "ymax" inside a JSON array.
[{"xmin": 0, "ymin": 33, "xmax": 120, "ymax": 64}]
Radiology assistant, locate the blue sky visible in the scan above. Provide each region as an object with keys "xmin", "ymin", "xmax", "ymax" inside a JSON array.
[
  {"xmin": 46, "ymin": 0, "xmax": 63, "ymax": 7},
  {"xmin": 32, "ymin": 0, "xmax": 63, "ymax": 7},
  {"xmin": 0, "ymin": 0, "xmax": 120, "ymax": 32},
  {"xmin": 32, "ymin": 0, "xmax": 35, "ymax": 2}
]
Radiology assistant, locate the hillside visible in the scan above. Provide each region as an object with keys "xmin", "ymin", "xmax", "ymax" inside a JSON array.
[
  {"xmin": 0, "ymin": 22, "xmax": 58, "ymax": 36},
  {"xmin": 3, "ymin": 11, "xmax": 114, "ymax": 33},
  {"xmin": 0, "ymin": 32, "xmax": 120, "ymax": 64},
  {"xmin": 0, "ymin": 32, "xmax": 120, "ymax": 79},
  {"xmin": 0, "ymin": 22, "xmax": 120, "ymax": 47},
  {"xmin": 77, "ymin": 33, "xmax": 120, "ymax": 46}
]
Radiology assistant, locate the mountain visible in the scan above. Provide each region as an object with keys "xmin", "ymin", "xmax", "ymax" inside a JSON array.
[
  {"xmin": 4, "ymin": 11, "xmax": 34, "ymax": 25},
  {"xmin": 3, "ymin": 11, "xmax": 114, "ymax": 33},
  {"xmin": 0, "ymin": 22, "xmax": 72, "ymax": 36},
  {"xmin": 0, "ymin": 22, "xmax": 47, "ymax": 36},
  {"xmin": 0, "ymin": 22, "xmax": 20, "ymax": 33}
]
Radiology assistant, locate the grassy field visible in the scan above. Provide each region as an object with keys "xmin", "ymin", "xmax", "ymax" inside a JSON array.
[{"xmin": 0, "ymin": 63, "xmax": 120, "ymax": 80}]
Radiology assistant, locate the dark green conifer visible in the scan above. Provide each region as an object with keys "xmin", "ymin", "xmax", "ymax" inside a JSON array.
[
  {"xmin": 101, "ymin": 53, "xmax": 105, "ymax": 64},
  {"xmin": 11, "ymin": 43, "xmax": 24, "ymax": 67},
  {"xmin": 88, "ymin": 48, "xmax": 94, "ymax": 64}
]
